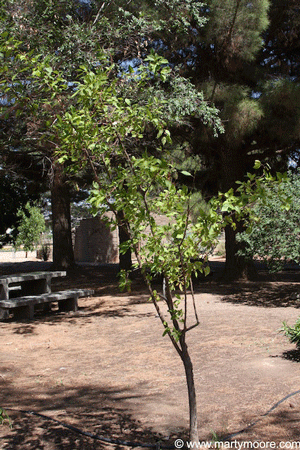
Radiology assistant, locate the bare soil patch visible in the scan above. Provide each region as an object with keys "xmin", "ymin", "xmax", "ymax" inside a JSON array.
[{"xmin": 1, "ymin": 261, "xmax": 300, "ymax": 449}]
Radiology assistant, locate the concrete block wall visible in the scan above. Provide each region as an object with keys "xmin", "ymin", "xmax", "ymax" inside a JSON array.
[{"xmin": 74, "ymin": 215, "xmax": 119, "ymax": 264}]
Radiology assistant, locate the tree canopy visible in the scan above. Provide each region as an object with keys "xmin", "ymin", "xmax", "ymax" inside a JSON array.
[{"xmin": 1, "ymin": 0, "xmax": 300, "ymax": 276}]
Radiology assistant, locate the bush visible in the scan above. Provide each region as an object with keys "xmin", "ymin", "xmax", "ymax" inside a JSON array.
[
  {"xmin": 15, "ymin": 202, "xmax": 46, "ymax": 253},
  {"xmin": 237, "ymin": 171, "xmax": 300, "ymax": 272},
  {"xmin": 281, "ymin": 318, "xmax": 300, "ymax": 348},
  {"xmin": 37, "ymin": 243, "xmax": 51, "ymax": 261}
]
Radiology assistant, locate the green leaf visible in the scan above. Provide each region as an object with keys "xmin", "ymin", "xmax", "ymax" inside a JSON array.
[
  {"xmin": 204, "ymin": 266, "xmax": 211, "ymax": 277},
  {"xmin": 254, "ymin": 160, "xmax": 261, "ymax": 170},
  {"xmin": 181, "ymin": 170, "xmax": 192, "ymax": 177}
]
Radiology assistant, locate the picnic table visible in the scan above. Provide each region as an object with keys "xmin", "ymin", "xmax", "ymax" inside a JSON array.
[{"xmin": 0, "ymin": 271, "xmax": 94, "ymax": 320}]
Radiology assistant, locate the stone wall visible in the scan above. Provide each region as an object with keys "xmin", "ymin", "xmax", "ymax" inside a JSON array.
[
  {"xmin": 74, "ymin": 213, "xmax": 173, "ymax": 265},
  {"xmin": 74, "ymin": 216, "xmax": 119, "ymax": 264}
]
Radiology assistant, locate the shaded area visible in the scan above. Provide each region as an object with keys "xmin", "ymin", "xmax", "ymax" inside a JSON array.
[
  {"xmin": 220, "ymin": 389, "xmax": 300, "ymax": 441},
  {"xmin": 3, "ymin": 288, "xmax": 154, "ymax": 333},
  {"xmin": 282, "ymin": 349, "xmax": 300, "ymax": 362},
  {"xmin": 2, "ymin": 260, "xmax": 300, "ymax": 319},
  {"xmin": 209, "ymin": 404, "xmax": 300, "ymax": 443},
  {"xmin": 229, "ymin": 405, "xmax": 300, "ymax": 443},
  {"xmin": 220, "ymin": 283, "xmax": 300, "ymax": 308},
  {"xmin": 0, "ymin": 261, "xmax": 155, "ymax": 325},
  {"xmin": 3, "ymin": 385, "xmax": 300, "ymax": 448},
  {"xmin": 0, "ymin": 383, "xmax": 176, "ymax": 450},
  {"xmin": 0, "ymin": 261, "xmax": 54, "ymax": 275}
]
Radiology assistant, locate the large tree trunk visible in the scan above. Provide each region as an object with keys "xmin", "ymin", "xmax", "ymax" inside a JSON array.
[
  {"xmin": 222, "ymin": 223, "xmax": 257, "ymax": 281},
  {"xmin": 180, "ymin": 338, "xmax": 198, "ymax": 442},
  {"xmin": 51, "ymin": 164, "xmax": 75, "ymax": 269},
  {"xmin": 220, "ymin": 147, "xmax": 257, "ymax": 280}
]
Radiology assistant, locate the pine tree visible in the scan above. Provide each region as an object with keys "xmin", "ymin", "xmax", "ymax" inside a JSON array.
[
  {"xmin": 135, "ymin": 0, "xmax": 300, "ymax": 279},
  {"xmin": 157, "ymin": 0, "xmax": 272, "ymax": 279},
  {"xmin": 191, "ymin": 0, "xmax": 300, "ymax": 278}
]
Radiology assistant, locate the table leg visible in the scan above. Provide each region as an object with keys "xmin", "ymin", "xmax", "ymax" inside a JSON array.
[
  {"xmin": 14, "ymin": 304, "xmax": 34, "ymax": 320},
  {"xmin": 0, "ymin": 308, "xmax": 9, "ymax": 320},
  {"xmin": 0, "ymin": 283, "xmax": 9, "ymax": 300},
  {"xmin": 58, "ymin": 297, "xmax": 78, "ymax": 312}
]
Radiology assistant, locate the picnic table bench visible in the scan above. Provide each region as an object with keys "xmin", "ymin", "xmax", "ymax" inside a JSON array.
[{"xmin": 0, "ymin": 271, "xmax": 94, "ymax": 320}]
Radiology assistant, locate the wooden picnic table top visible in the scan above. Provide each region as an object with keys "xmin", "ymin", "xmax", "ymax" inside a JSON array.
[{"xmin": 0, "ymin": 271, "xmax": 66, "ymax": 284}]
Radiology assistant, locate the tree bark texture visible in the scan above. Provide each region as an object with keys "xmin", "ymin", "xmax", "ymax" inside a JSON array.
[
  {"xmin": 222, "ymin": 223, "xmax": 257, "ymax": 281},
  {"xmin": 51, "ymin": 164, "xmax": 75, "ymax": 269},
  {"xmin": 180, "ymin": 338, "xmax": 198, "ymax": 442},
  {"xmin": 220, "ymin": 147, "xmax": 256, "ymax": 280},
  {"xmin": 117, "ymin": 210, "xmax": 132, "ymax": 272}
]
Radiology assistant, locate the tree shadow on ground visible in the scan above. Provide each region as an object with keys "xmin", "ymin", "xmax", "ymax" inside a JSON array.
[
  {"xmin": 3, "ymin": 382, "xmax": 300, "ymax": 448},
  {"xmin": 223, "ymin": 403, "xmax": 300, "ymax": 443},
  {"xmin": 0, "ymin": 261, "xmax": 120, "ymax": 293},
  {"xmin": 0, "ymin": 381, "xmax": 178, "ymax": 450},
  {"xmin": 7, "ymin": 305, "xmax": 155, "ymax": 335},
  {"xmin": 196, "ymin": 280, "xmax": 300, "ymax": 308},
  {"xmin": 282, "ymin": 348, "xmax": 300, "ymax": 362},
  {"xmin": 7, "ymin": 281, "xmax": 154, "ymax": 328},
  {"xmin": 2, "ymin": 272, "xmax": 152, "ymax": 332}
]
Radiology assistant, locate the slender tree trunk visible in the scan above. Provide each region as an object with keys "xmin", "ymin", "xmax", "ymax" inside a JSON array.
[
  {"xmin": 180, "ymin": 338, "xmax": 198, "ymax": 442},
  {"xmin": 51, "ymin": 164, "xmax": 75, "ymax": 269}
]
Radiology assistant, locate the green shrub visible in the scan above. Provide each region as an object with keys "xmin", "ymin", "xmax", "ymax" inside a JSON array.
[
  {"xmin": 281, "ymin": 317, "xmax": 300, "ymax": 348},
  {"xmin": 15, "ymin": 202, "xmax": 46, "ymax": 253},
  {"xmin": 237, "ymin": 171, "xmax": 300, "ymax": 272}
]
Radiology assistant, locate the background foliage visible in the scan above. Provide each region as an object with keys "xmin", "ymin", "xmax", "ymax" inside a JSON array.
[
  {"xmin": 14, "ymin": 202, "xmax": 46, "ymax": 253},
  {"xmin": 237, "ymin": 171, "xmax": 300, "ymax": 272}
]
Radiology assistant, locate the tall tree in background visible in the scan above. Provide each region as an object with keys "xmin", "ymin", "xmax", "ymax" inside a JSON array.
[
  {"xmin": 2, "ymin": 0, "xmax": 300, "ymax": 276},
  {"xmin": 191, "ymin": 1, "xmax": 300, "ymax": 278},
  {"xmin": 90, "ymin": 0, "xmax": 270, "ymax": 278},
  {"xmin": 190, "ymin": 0, "xmax": 271, "ymax": 279},
  {"xmin": 259, "ymin": 0, "xmax": 300, "ymax": 80},
  {"xmin": 131, "ymin": 0, "xmax": 300, "ymax": 279},
  {"xmin": 0, "ymin": 0, "xmax": 217, "ymax": 269},
  {"xmin": 0, "ymin": 0, "xmax": 107, "ymax": 268}
]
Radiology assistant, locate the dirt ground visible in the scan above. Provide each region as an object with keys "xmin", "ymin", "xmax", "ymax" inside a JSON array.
[{"xmin": 1, "ymin": 260, "xmax": 300, "ymax": 449}]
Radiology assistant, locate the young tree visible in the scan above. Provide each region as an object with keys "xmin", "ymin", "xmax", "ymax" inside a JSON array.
[
  {"xmin": 56, "ymin": 59, "xmax": 288, "ymax": 441},
  {"xmin": 54, "ymin": 57, "xmax": 224, "ymax": 442},
  {"xmin": 0, "ymin": 172, "xmax": 42, "ymax": 247},
  {"xmin": 15, "ymin": 203, "xmax": 46, "ymax": 256}
]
